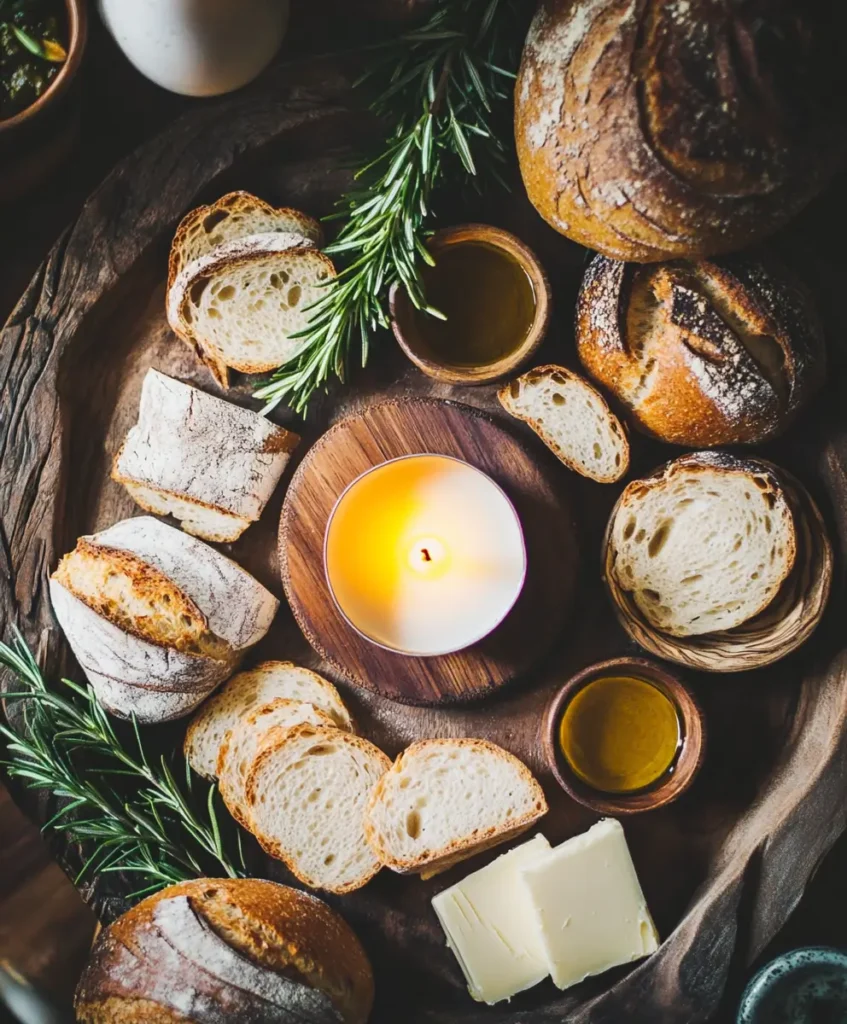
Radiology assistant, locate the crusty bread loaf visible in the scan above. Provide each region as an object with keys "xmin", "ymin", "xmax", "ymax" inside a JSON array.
[
  {"xmin": 167, "ymin": 191, "xmax": 323, "ymax": 293},
  {"xmin": 364, "ymin": 739, "xmax": 548, "ymax": 879},
  {"xmin": 75, "ymin": 878, "xmax": 373, "ymax": 1024},
  {"xmin": 607, "ymin": 452, "xmax": 797, "ymax": 637},
  {"xmin": 498, "ymin": 365, "xmax": 629, "ymax": 483},
  {"xmin": 217, "ymin": 697, "xmax": 335, "ymax": 828},
  {"xmin": 167, "ymin": 232, "xmax": 335, "ymax": 387},
  {"xmin": 184, "ymin": 661, "xmax": 353, "ymax": 780},
  {"xmin": 576, "ymin": 253, "xmax": 826, "ymax": 447},
  {"xmin": 515, "ymin": 0, "xmax": 845, "ymax": 261},
  {"xmin": 246, "ymin": 724, "xmax": 390, "ymax": 894},
  {"xmin": 113, "ymin": 369, "xmax": 300, "ymax": 542},
  {"xmin": 50, "ymin": 517, "xmax": 278, "ymax": 722}
]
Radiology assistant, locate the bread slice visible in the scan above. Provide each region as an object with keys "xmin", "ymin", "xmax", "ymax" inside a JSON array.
[
  {"xmin": 608, "ymin": 452, "xmax": 797, "ymax": 636},
  {"xmin": 364, "ymin": 739, "xmax": 548, "ymax": 879},
  {"xmin": 217, "ymin": 698, "xmax": 335, "ymax": 828},
  {"xmin": 50, "ymin": 517, "xmax": 278, "ymax": 722},
  {"xmin": 113, "ymin": 369, "xmax": 300, "ymax": 543},
  {"xmin": 184, "ymin": 661, "xmax": 353, "ymax": 780},
  {"xmin": 167, "ymin": 233, "xmax": 335, "ymax": 387},
  {"xmin": 245, "ymin": 724, "xmax": 390, "ymax": 894},
  {"xmin": 499, "ymin": 365, "xmax": 629, "ymax": 483},
  {"xmin": 167, "ymin": 192, "xmax": 323, "ymax": 293}
]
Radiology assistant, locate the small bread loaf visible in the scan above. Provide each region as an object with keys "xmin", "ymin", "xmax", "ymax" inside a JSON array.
[
  {"xmin": 74, "ymin": 877, "xmax": 373, "ymax": 1024},
  {"xmin": 498, "ymin": 365, "xmax": 629, "ymax": 483},
  {"xmin": 217, "ymin": 697, "xmax": 335, "ymax": 828},
  {"xmin": 516, "ymin": 0, "xmax": 845, "ymax": 261},
  {"xmin": 113, "ymin": 369, "xmax": 300, "ymax": 542},
  {"xmin": 167, "ymin": 191, "xmax": 323, "ymax": 293},
  {"xmin": 167, "ymin": 232, "xmax": 336, "ymax": 387},
  {"xmin": 576, "ymin": 254, "xmax": 826, "ymax": 447},
  {"xmin": 246, "ymin": 723, "xmax": 390, "ymax": 894},
  {"xmin": 364, "ymin": 739, "xmax": 548, "ymax": 879},
  {"xmin": 50, "ymin": 517, "xmax": 278, "ymax": 722},
  {"xmin": 607, "ymin": 452, "xmax": 797, "ymax": 637},
  {"xmin": 184, "ymin": 661, "xmax": 353, "ymax": 780}
]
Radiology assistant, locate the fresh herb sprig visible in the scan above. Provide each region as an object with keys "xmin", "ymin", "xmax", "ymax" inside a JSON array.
[
  {"xmin": 0, "ymin": 631, "xmax": 244, "ymax": 898},
  {"xmin": 255, "ymin": 0, "xmax": 523, "ymax": 414}
]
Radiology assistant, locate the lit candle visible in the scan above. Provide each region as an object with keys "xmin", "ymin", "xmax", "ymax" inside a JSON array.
[{"xmin": 324, "ymin": 455, "xmax": 526, "ymax": 656}]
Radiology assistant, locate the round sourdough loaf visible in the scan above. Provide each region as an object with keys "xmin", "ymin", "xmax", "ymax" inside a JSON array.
[
  {"xmin": 576, "ymin": 253, "xmax": 825, "ymax": 447},
  {"xmin": 515, "ymin": 0, "xmax": 846, "ymax": 261},
  {"xmin": 74, "ymin": 878, "xmax": 374, "ymax": 1024}
]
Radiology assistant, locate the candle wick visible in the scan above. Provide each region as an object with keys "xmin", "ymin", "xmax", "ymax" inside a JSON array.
[{"xmin": 421, "ymin": 547, "xmax": 432, "ymax": 563}]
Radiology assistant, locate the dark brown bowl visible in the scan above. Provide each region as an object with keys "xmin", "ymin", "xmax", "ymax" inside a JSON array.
[
  {"xmin": 542, "ymin": 656, "xmax": 706, "ymax": 815},
  {"xmin": 389, "ymin": 223, "xmax": 551, "ymax": 385},
  {"xmin": 0, "ymin": 0, "xmax": 88, "ymax": 201}
]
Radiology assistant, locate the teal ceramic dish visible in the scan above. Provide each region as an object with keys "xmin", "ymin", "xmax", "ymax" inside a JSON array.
[{"xmin": 737, "ymin": 947, "xmax": 847, "ymax": 1024}]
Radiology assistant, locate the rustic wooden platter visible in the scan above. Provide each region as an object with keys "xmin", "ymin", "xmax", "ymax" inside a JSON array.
[{"xmin": 3, "ymin": 55, "xmax": 847, "ymax": 1024}]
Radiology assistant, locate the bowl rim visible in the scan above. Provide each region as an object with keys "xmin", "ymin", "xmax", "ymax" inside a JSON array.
[
  {"xmin": 542, "ymin": 656, "xmax": 706, "ymax": 815},
  {"xmin": 0, "ymin": 0, "xmax": 88, "ymax": 133},
  {"xmin": 388, "ymin": 222, "xmax": 551, "ymax": 386},
  {"xmin": 737, "ymin": 946, "xmax": 847, "ymax": 1022}
]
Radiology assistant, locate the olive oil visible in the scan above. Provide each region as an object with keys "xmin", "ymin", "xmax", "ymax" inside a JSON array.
[
  {"xmin": 558, "ymin": 676, "xmax": 682, "ymax": 794},
  {"xmin": 413, "ymin": 241, "xmax": 536, "ymax": 367}
]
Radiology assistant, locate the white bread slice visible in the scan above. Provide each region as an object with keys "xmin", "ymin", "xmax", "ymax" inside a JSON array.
[
  {"xmin": 217, "ymin": 698, "xmax": 335, "ymax": 828},
  {"xmin": 112, "ymin": 369, "xmax": 300, "ymax": 543},
  {"xmin": 184, "ymin": 661, "xmax": 353, "ymax": 780},
  {"xmin": 608, "ymin": 452, "xmax": 797, "ymax": 636},
  {"xmin": 50, "ymin": 517, "xmax": 278, "ymax": 723},
  {"xmin": 167, "ymin": 233, "xmax": 335, "ymax": 387},
  {"xmin": 245, "ymin": 724, "xmax": 390, "ymax": 894},
  {"xmin": 167, "ymin": 191, "xmax": 323, "ymax": 293},
  {"xmin": 364, "ymin": 739, "xmax": 548, "ymax": 879},
  {"xmin": 499, "ymin": 365, "xmax": 629, "ymax": 483}
]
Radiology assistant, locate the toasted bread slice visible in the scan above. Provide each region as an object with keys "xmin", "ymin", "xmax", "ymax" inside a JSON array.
[
  {"xmin": 364, "ymin": 739, "xmax": 548, "ymax": 879},
  {"xmin": 608, "ymin": 452, "xmax": 797, "ymax": 636},
  {"xmin": 245, "ymin": 724, "xmax": 390, "ymax": 894},
  {"xmin": 184, "ymin": 661, "xmax": 353, "ymax": 780},
  {"xmin": 499, "ymin": 365, "xmax": 629, "ymax": 483}
]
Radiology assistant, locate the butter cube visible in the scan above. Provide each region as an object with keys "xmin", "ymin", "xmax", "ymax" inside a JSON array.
[
  {"xmin": 432, "ymin": 834, "xmax": 552, "ymax": 1004},
  {"xmin": 519, "ymin": 818, "xmax": 659, "ymax": 991}
]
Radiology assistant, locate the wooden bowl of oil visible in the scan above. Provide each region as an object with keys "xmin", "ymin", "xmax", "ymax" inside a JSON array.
[
  {"xmin": 389, "ymin": 224, "xmax": 551, "ymax": 385},
  {"xmin": 542, "ymin": 657, "xmax": 706, "ymax": 815}
]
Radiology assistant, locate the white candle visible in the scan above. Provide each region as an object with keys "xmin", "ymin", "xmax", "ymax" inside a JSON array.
[{"xmin": 324, "ymin": 455, "xmax": 526, "ymax": 656}]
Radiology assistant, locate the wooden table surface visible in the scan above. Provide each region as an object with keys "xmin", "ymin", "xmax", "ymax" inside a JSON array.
[{"xmin": 0, "ymin": 6, "xmax": 845, "ymax": 1020}]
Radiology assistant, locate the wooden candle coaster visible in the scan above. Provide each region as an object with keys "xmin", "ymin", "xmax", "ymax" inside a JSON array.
[{"xmin": 279, "ymin": 398, "xmax": 578, "ymax": 706}]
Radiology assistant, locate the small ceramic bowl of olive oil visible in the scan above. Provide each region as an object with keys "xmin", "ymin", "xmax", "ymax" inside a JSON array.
[
  {"xmin": 389, "ymin": 223, "xmax": 551, "ymax": 385},
  {"xmin": 543, "ymin": 657, "xmax": 706, "ymax": 815}
]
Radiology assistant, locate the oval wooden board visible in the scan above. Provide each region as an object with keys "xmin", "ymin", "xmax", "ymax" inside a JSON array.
[
  {"xmin": 2, "ymin": 54, "xmax": 847, "ymax": 1024},
  {"xmin": 280, "ymin": 398, "xmax": 578, "ymax": 705}
]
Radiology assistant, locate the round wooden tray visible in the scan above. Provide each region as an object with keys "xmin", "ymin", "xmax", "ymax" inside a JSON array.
[
  {"xmin": 2, "ymin": 54, "xmax": 847, "ymax": 1024},
  {"xmin": 280, "ymin": 398, "xmax": 577, "ymax": 705}
]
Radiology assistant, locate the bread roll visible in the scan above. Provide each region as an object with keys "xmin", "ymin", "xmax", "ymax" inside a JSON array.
[
  {"xmin": 576, "ymin": 253, "xmax": 825, "ymax": 447},
  {"xmin": 74, "ymin": 878, "xmax": 374, "ymax": 1024},
  {"xmin": 516, "ymin": 0, "xmax": 846, "ymax": 261}
]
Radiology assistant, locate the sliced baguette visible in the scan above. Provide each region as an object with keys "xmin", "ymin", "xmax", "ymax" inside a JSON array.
[
  {"xmin": 184, "ymin": 661, "xmax": 353, "ymax": 780},
  {"xmin": 217, "ymin": 698, "xmax": 335, "ymax": 828},
  {"xmin": 245, "ymin": 724, "xmax": 390, "ymax": 894},
  {"xmin": 499, "ymin": 365, "xmax": 629, "ymax": 483},
  {"xmin": 364, "ymin": 738, "xmax": 548, "ymax": 879},
  {"xmin": 50, "ymin": 517, "xmax": 278, "ymax": 722},
  {"xmin": 608, "ymin": 452, "xmax": 797, "ymax": 636},
  {"xmin": 167, "ymin": 191, "xmax": 323, "ymax": 293},
  {"xmin": 167, "ymin": 233, "xmax": 335, "ymax": 387},
  {"xmin": 113, "ymin": 369, "xmax": 300, "ymax": 543}
]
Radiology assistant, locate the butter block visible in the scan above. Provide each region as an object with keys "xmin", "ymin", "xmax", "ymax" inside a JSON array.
[
  {"xmin": 432, "ymin": 834, "xmax": 552, "ymax": 1004},
  {"xmin": 519, "ymin": 818, "xmax": 659, "ymax": 991}
]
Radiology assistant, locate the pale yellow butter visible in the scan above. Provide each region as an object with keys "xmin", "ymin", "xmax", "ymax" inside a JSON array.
[
  {"xmin": 519, "ymin": 818, "xmax": 659, "ymax": 991},
  {"xmin": 431, "ymin": 834, "xmax": 552, "ymax": 1004}
]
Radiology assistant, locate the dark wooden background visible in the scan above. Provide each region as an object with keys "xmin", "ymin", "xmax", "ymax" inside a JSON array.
[{"xmin": 1, "ymin": 5, "xmax": 846, "ymax": 1020}]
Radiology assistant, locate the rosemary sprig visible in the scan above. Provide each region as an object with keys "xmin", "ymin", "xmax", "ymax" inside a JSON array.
[
  {"xmin": 255, "ymin": 0, "xmax": 523, "ymax": 414},
  {"xmin": 0, "ymin": 631, "xmax": 244, "ymax": 897}
]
